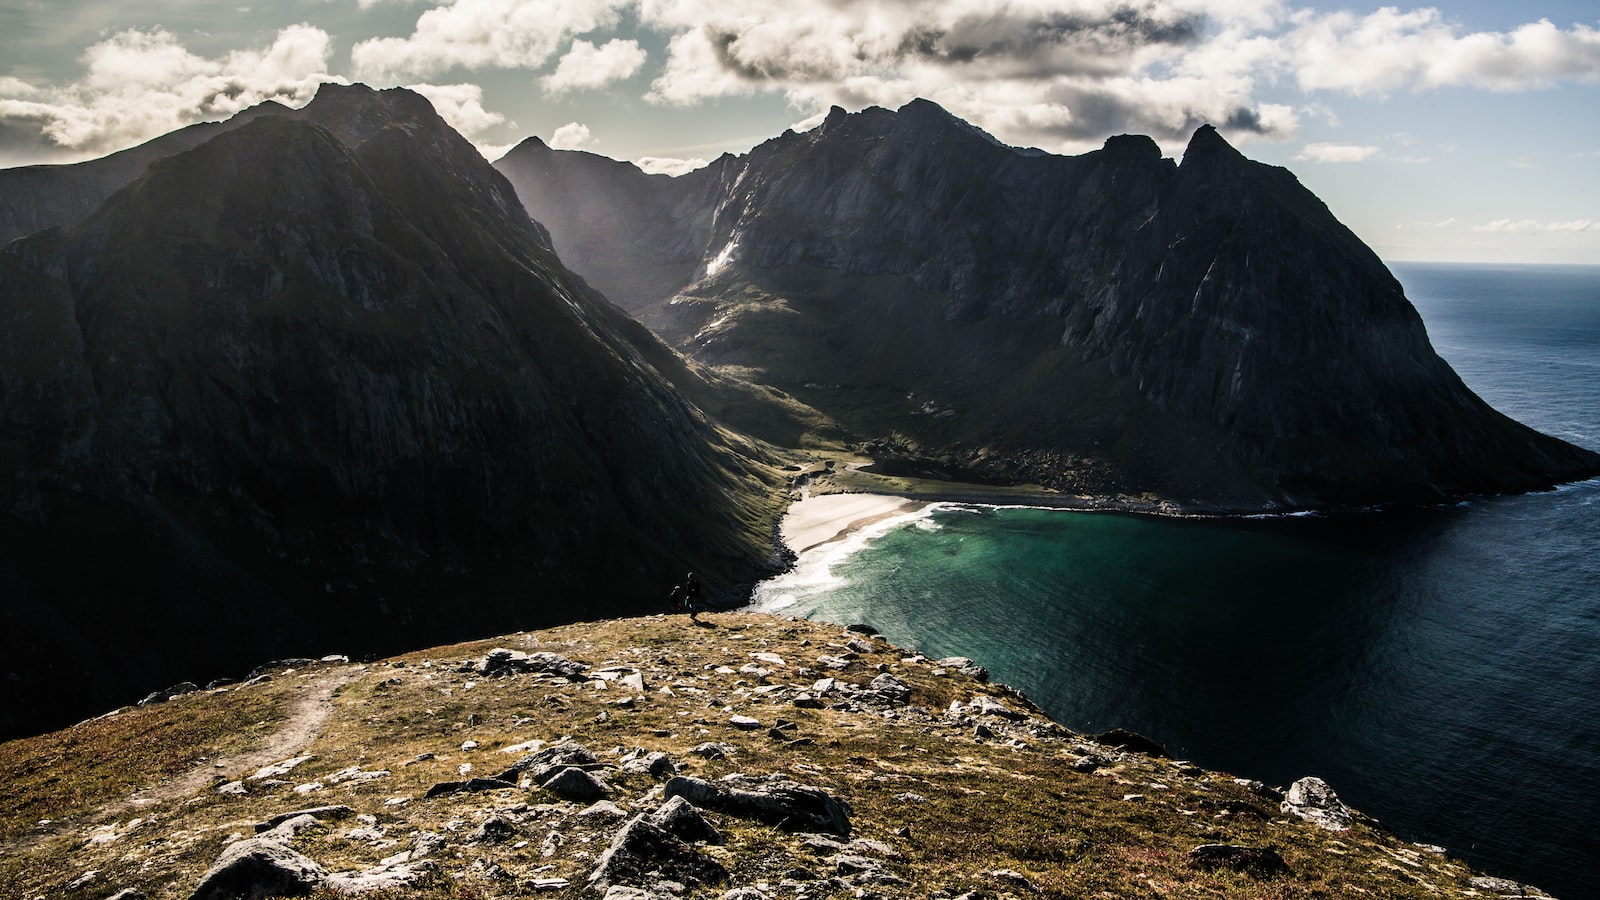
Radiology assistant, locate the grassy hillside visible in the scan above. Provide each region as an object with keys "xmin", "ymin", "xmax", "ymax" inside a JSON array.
[{"xmin": 0, "ymin": 613, "xmax": 1546, "ymax": 899}]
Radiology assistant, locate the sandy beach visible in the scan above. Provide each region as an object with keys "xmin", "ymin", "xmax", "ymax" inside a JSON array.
[{"xmin": 779, "ymin": 493, "xmax": 928, "ymax": 555}]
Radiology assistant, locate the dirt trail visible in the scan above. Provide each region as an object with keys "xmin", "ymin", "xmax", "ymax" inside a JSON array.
[
  {"xmin": 120, "ymin": 665, "xmax": 362, "ymax": 810},
  {"xmin": 2, "ymin": 664, "xmax": 361, "ymax": 854}
]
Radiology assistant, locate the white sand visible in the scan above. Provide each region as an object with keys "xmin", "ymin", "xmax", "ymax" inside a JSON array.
[{"xmin": 780, "ymin": 493, "xmax": 927, "ymax": 555}]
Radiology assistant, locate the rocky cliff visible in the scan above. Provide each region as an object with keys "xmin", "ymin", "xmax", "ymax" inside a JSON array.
[
  {"xmin": 495, "ymin": 101, "xmax": 1600, "ymax": 510},
  {"xmin": 0, "ymin": 614, "xmax": 1555, "ymax": 899},
  {"xmin": 0, "ymin": 85, "xmax": 782, "ymax": 739}
]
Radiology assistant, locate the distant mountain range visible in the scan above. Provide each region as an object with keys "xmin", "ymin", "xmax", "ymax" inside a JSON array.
[
  {"xmin": 495, "ymin": 100, "xmax": 1600, "ymax": 509},
  {"xmin": 2, "ymin": 85, "xmax": 1595, "ymax": 738}
]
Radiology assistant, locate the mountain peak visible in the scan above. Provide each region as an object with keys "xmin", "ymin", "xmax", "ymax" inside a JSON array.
[{"xmin": 1180, "ymin": 123, "xmax": 1246, "ymax": 167}]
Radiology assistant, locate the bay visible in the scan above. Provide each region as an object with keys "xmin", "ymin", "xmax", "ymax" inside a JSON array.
[{"xmin": 753, "ymin": 262, "xmax": 1600, "ymax": 899}]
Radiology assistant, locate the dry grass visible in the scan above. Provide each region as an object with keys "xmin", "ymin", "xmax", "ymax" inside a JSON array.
[{"xmin": 0, "ymin": 614, "xmax": 1523, "ymax": 899}]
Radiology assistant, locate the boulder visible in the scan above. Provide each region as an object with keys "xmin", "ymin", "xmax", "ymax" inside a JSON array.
[
  {"xmin": 255, "ymin": 806, "xmax": 353, "ymax": 834},
  {"xmin": 325, "ymin": 859, "xmax": 437, "ymax": 891},
  {"xmin": 664, "ymin": 774, "xmax": 852, "ymax": 836},
  {"xmin": 866, "ymin": 674, "xmax": 911, "ymax": 705},
  {"xmin": 651, "ymin": 795, "xmax": 725, "ymax": 845},
  {"xmin": 622, "ymin": 750, "xmax": 677, "ymax": 778},
  {"xmin": 936, "ymin": 657, "xmax": 989, "ymax": 681},
  {"xmin": 188, "ymin": 838, "xmax": 326, "ymax": 900},
  {"xmin": 1188, "ymin": 844, "xmax": 1290, "ymax": 876},
  {"xmin": 1281, "ymin": 777, "xmax": 1354, "ymax": 831},
  {"xmin": 1093, "ymin": 728, "xmax": 1169, "ymax": 758},
  {"xmin": 468, "ymin": 815, "xmax": 518, "ymax": 844},
  {"xmin": 588, "ymin": 816, "xmax": 727, "ymax": 892},
  {"xmin": 493, "ymin": 741, "xmax": 601, "ymax": 784},
  {"xmin": 422, "ymin": 777, "xmax": 516, "ymax": 798},
  {"xmin": 476, "ymin": 648, "xmax": 590, "ymax": 678},
  {"xmin": 542, "ymin": 766, "xmax": 612, "ymax": 801},
  {"xmin": 969, "ymin": 694, "xmax": 1024, "ymax": 720}
]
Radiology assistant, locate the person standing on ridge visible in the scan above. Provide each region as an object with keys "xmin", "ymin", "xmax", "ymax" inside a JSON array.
[{"xmin": 684, "ymin": 572, "xmax": 702, "ymax": 622}]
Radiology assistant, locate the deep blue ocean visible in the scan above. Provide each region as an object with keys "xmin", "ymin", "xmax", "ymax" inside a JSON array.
[{"xmin": 753, "ymin": 262, "xmax": 1600, "ymax": 899}]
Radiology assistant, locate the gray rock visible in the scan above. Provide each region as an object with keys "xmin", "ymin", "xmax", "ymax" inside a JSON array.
[
  {"xmin": 478, "ymin": 648, "xmax": 590, "ymax": 678},
  {"xmin": 542, "ymin": 766, "xmax": 611, "ymax": 801},
  {"xmin": 1093, "ymin": 728, "xmax": 1169, "ymax": 758},
  {"xmin": 1188, "ymin": 844, "xmax": 1290, "ymax": 876},
  {"xmin": 494, "ymin": 741, "xmax": 601, "ymax": 784},
  {"xmin": 845, "ymin": 639, "xmax": 874, "ymax": 655},
  {"xmin": 137, "ymin": 682, "xmax": 200, "ymax": 706},
  {"xmin": 844, "ymin": 624, "xmax": 879, "ymax": 636},
  {"xmin": 690, "ymin": 742, "xmax": 738, "ymax": 759},
  {"xmin": 103, "ymin": 891, "xmax": 147, "ymax": 900},
  {"xmin": 936, "ymin": 657, "xmax": 989, "ymax": 681},
  {"xmin": 422, "ymin": 777, "xmax": 517, "ymax": 798},
  {"xmin": 985, "ymin": 869, "xmax": 1039, "ymax": 891},
  {"xmin": 664, "ymin": 774, "xmax": 852, "ymax": 836},
  {"xmin": 651, "ymin": 795, "xmax": 725, "ymax": 845},
  {"xmin": 1469, "ymin": 876, "xmax": 1550, "ymax": 897},
  {"xmin": 588, "ymin": 816, "xmax": 727, "ymax": 892},
  {"xmin": 255, "ymin": 806, "xmax": 354, "ymax": 833},
  {"xmin": 866, "ymin": 673, "xmax": 911, "ymax": 705},
  {"xmin": 580, "ymin": 800, "xmax": 629, "ymax": 820},
  {"xmin": 620, "ymin": 749, "xmax": 677, "ymax": 777},
  {"xmin": 188, "ymin": 838, "xmax": 327, "ymax": 900},
  {"xmin": 969, "ymin": 694, "xmax": 1024, "ymax": 720},
  {"xmin": 411, "ymin": 831, "xmax": 446, "ymax": 858},
  {"xmin": 468, "ymin": 815, "xmax": 518, "ymax": 844},
  {"xmin": 325, "ymin": 859, "xmax": 437, "ymax": 891},
  {"xmin": 1281, "ymin": 776, "xmax": 1353, "ymax": 831}
]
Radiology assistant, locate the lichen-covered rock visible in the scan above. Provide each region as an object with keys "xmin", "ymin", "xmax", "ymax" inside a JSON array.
[
  {"xmin": 651, "ymin": 795, "xmax": 725, "ymax": 845},
  {"xmin": 664, "ymin": 774, "xmax": 852, "ymax": 836},
  {"xmin": 1281, "ymin": 777, "xmax": 1354, "ymax": 831},
  {"xmin": 588, "ymin": 816, "xmax": 727, "ymax": 892},
  {"xmin": 188, "ymin": 838, "xmax": 326, "ymax": 900}
]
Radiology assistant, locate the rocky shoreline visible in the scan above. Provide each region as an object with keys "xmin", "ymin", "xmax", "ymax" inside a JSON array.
[{"xmin": 0, "ymin": 614, "xmax": 1555, "ymax": 899}]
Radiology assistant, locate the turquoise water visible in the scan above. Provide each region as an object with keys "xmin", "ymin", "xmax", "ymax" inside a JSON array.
[{"xmin": 753, "ymin": 263, "xmax": 1600, "ymax": 899}]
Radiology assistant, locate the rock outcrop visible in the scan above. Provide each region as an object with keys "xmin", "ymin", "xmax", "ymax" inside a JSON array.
[{"xmin": 495, "ymin": 100, "xmax": 1600, "ymax": 511}]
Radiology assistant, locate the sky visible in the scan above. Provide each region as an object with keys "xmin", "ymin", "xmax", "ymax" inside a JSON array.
[{"xmin": 0, "ymin": 1, "xmax": 1596, "ymax": 264}]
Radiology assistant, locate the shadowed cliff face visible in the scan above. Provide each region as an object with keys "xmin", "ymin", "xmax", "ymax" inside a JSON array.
[
  {"xmin": 0, "ymin": 85, "xmax": 779, "ymax": 739},
  {"xmin": 495, "ymin": 101, "xmax": 1600, "ymax": 509}
]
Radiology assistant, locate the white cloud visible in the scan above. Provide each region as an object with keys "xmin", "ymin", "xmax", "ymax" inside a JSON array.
[
  {"xmin": 1395, "ymin": 217, "xmax": 1456, "ymax": 230},
  {"xmin": 1474, "ymin": 218, "xmax": 1595, "ymax": 233},
  {"xmin": 1295, "ymin": 142, "xmax": 1378, "ymax": 163},
  {"xmin": 351, "ymin": 0, "xmax": 633, "ymax": 82},
  {"xmin": 0, "ymin": 24, "xmax": 337, "ymax": 162},
  {"xmin": 404, "ymin": 82, "xmax": 508, "ymax": 136},
  {"xmin": 548, "ymin": 121, "xmax": 594, "ymax": 149},
  {"xmin": 639, "ymin": 0, "xmax": 1304, "ymax": 152},
  {"xmin": 1286, "ymin": 10, "xmax": 1600, "ymax": 95},
  {"xmin": 635, "ymin": 155, "xmax": 708, "ymax": 176},
  {"xmin": 542, "ymin": 39, "xmax": 647, "ymax": 94}
]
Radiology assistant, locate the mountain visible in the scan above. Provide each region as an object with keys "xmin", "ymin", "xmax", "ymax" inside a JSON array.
[
  {"xmin": 0, "ymin": 102, "xmax": 293, "ymax": 246},
  {"xmin": 495, "ymin": 100, "xmax": 1600, "ymax": 511},
  {"xmin": 0, "ymin": 613, "xmax": 1553, "ymax": 899},
  {"xmin": 0, "ymin": 84, "xmax": 783, "ymax": 739}
]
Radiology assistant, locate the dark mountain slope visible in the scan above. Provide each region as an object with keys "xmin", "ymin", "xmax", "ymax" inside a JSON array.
[
  {"xmin": 495, "ymin": 101, "xmax": 1600, "ymax": 509},
  {"xmin": 0, "ymin": 86, "xmax": 781, "ymax": 739},
  {"xmin": 0, "ymin": 102, "xmax": 290, "ymax": 246}
]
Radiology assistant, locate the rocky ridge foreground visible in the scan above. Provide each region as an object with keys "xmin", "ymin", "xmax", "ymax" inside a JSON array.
[
  {"xmin": 496, "ymin": 101, "xmax": 1600, "ymax": 511},
  {"xmin": 0, "ymin": 614, "xmax": 1552, "ymax": 899}
]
